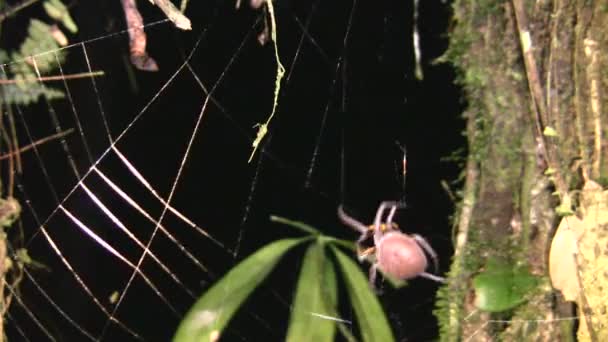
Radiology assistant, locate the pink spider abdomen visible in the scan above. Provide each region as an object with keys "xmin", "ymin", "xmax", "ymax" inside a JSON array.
[{"xmin": 376, "ymin": 232, "xmax": 427, "ymax": 280}]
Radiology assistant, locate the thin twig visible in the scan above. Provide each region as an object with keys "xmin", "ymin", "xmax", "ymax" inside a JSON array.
[
  {"xmin": 0, "ymin": 0, "xmax": 39, "ymax": 23},
  {"xmin": 0, "ymin": 129, "xmax": 74, "ymax": 161},
  {"xmin": 511, "ymin": 0, "xmax": 568, "ymax": 201},
  {"xmin": 6, "ymin": 107, "xmax": 20, "ymax": 196},
  {"xmin": 0, "ymin": 71, "xmax": 104, "ymax": 84}
]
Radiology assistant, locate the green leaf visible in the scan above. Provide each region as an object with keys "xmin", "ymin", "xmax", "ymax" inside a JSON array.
[
  {"xmin": 43, "ymin": 0, "xmax": 78, "ymax": 33},
  {"xmin": 331, "ymin": 246, "xmax": 395, "ymax": 342},
  {"xmin": 19, "ymin": 20, "xmax": 63, "ymax": 70},
  {"xmin": 286, "ymin": 242, "xmax": 338, "ymax": 342},
  {"xmin": 270, "ymin": 215, "xmax": 356, "ymax": 251},
  {"xmin": 271, "ymin": 215, "xmax": 321, "ymax": 235},
  {"xmin": 473, "ymin": 259, "xmax": 537, "ymax": 312},
  {"xmin": 173, "ymin": 238, "xmax": 305, "ymax": 342}
]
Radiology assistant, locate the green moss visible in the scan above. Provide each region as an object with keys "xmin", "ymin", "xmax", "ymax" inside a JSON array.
[
  {"xmin": 597, "ymin": 176, "xmax": 608, "ymax": 188},
  {"xmin": 435, "ymin": 223, "xmax": 487, "ymax": 341}
]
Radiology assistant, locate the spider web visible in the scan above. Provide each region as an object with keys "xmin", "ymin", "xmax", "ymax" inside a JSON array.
[{"xmin": 0, "ymin": 0, "xmax": 463, "ymax": 341}]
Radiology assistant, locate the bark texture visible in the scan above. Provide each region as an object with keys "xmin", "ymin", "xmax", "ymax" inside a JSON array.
[{"xmin": 434, "ymin": 0, "xmax": 608, "ymax": 341}]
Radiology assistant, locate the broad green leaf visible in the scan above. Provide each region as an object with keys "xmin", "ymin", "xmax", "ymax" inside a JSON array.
[
  {"xmin": 331, "ymin": 247, "xmax": 395, "ymax": 342},
  {"xmin": 173, "ymin": 238, "xmax": 305, "ymax": 342},
  {"xmin": 473, "ymin": 258, "xmax": 537, "ymax": 312},
  {"xmin": 286, "ymin": 242, "xmax": 338, "ymax": 342}
]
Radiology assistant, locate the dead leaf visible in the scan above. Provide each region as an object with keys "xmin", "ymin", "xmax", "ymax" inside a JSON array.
[
  {"xmin": 121, "ymin": 0, "xmax": 159, "ymax": 72},
  {"xmin": 550, "ymin": 180, "xmax": 608, "ymax": 340},
  {"xmin": 549, "ymin": 215, "xmax": 583, "ymax": 301}
]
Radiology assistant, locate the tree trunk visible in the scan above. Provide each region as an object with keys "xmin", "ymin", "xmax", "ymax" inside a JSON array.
[{"xmin": 434, "ymin": 0, "xmax": 608, "ymax": 340}]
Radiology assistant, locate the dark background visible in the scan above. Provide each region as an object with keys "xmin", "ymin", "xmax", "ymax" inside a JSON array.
[{"xmin": 5, "ymin": 0, "xmax": 465, "ymax": 340}]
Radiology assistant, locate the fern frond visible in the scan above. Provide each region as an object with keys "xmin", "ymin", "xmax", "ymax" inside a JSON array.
[
  {"xmin": 13, "ymin": 19, "xmax": 66, "ymax": 72},
  {"xmin": 1, "ymin": 19, "xmax": 66, "ymax": 104},
  {"xmin": 1, "ymin": 83, "xmax": 64, "ymax": 105}
]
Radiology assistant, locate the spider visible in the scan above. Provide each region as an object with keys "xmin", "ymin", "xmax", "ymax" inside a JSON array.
[{"xmin": 338, "ymin": 201, "xmax": 445, "ymax": 287}]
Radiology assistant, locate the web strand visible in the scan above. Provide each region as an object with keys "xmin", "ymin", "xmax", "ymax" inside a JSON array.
[
  {"xmin": 81, "ymin": 43, "xmax": 114, "ymax": 144},
  {"xmin": 305, "ymin": 0, "xmax": 358, "ymax": 188},
  {"xmin": 4, "ymin": 281, "xmax": 56, "ymax": 341},
  {"xmin": 0, "ymin": 19, "xmax": 171, "ymax": 69},
  {"xmin": 5, "ymin": 313, "xmax": 31, "ymax": 342},
  {"xmin": 99, "ymin": 18, "xmax": 259, "ymax": 338},
  {"xmin": 17, "ymin": 179, "xmax": 143, "ymax": 340},
  {"xmin": 7, "ymin": 18, "xmax": 220, "ymax": 340},
  {"xmin": 31, "ymin": 58, "xmax": 82, "ymax": 180},
  {"xmin": 1, "ymin": 65, "xmax": 61, "ymax": 205},
  {"xmin": 53, "ymin": 51, "xmax": 95, "ymax": 165},
  {"xmin": 0, "ymin": 2, "xmax": 473, "ymax": 340},
  {"xmin": 22, "ymin": 268, "xmax": 97, "ymax": 341}
]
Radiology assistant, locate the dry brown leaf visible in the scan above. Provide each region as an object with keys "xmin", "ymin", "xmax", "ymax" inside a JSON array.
[
  {"xmin": 122, "ymin": 0, "xmax": 159, "ymax": 72},
  {"xmin": 550, "ymin": 180, "xmax": 608, "ymax": 341}
]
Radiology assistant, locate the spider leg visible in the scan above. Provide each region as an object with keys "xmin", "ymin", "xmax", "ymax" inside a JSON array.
[
  {"xmin": 356, "ymin": 232, "xmax": 374, "ymax": 262},
  {"xmin": 337, "ymin": 205, "xmax": 368, "ymax": 234},
  {"xmin": 369, "ymin": 263, "xmax": 379, "ymax": 291},
  {"xmin": 374, "ymin": 201, "xmax": 407, "ymax": 229},
  {"xmin": 412, "ymin": 234, "xmax": 440, "ymax": 274},
  {"xmin": 373, "ymin": 201, "xmax": 406, "ymax": 244},
  {"xmin": 385, "ymin": 204, "xmax": 399, "ymax": 228},
  {"xmin": 373, "ymin": 201, "xmax": 394, "ymax": 232},
  {"xmin": 339, "ymin": 206, "xmax": 377, "ymax": 262},
  {"xmin": 419, "ymin": 272, "xmax": 446, "ymax": 283}
]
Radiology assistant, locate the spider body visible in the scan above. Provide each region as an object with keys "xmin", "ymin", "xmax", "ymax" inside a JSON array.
[
  {"xmin": 338, "ymin": 201, "xmax": 445, "ymax": 286},
  {"xmin": 375, "ymin": 231, "xmax": 428, "ymax": 280}
]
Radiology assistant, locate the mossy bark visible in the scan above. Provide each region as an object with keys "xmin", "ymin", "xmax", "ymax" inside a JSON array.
[{"xmin": 435, "ymin": 0, "xmax": 608, "ymax": 341}]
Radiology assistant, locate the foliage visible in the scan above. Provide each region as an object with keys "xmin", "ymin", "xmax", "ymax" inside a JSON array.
[
  {"xmin": 43, "ymin": 0, "xmax": 77, "ymax": 33},
  {"xmin": 286, "ymin": 242, "xmax": 337, "ymax": 341},
  {"xmin": 0, "ymin": 2, "xmax": 76, "ymax": 338},
  {"xmin": 332, "ymin": 246, "xmax": 395, "ymax": 341},
  {"xmin": 472, "ymin": 258, "xmax": 537, "ymax": 312},
  {"xmin": 173, "ymin": 238, "xmax": 306, "ymax": 342},
  {"xmin": 1, "ymin": 0, "xmax": 77, "ymax": 105},
  {"xmin": 0, "ymin": 198, "xmax": 20, "ymax": 229},
  {"xmin": 174, "ymin": 216, "xmax": 395, "ymax": 342}
]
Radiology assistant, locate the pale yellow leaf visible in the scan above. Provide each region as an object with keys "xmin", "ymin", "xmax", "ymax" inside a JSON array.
[{"xmin": 549, "ymin": 215, "xmax": 583, "ymax": 302}]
